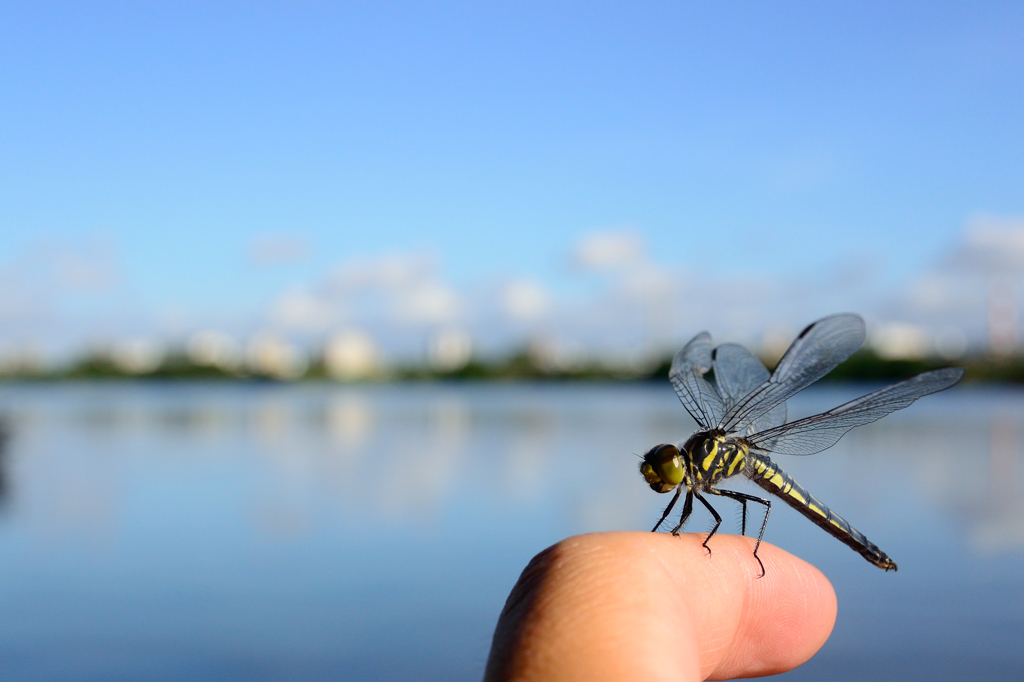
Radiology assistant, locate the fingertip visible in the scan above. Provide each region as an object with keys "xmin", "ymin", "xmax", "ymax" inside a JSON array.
[
  {"xmin": 588, "ymin": 533, "xmax": 836, "ymax": 680},
  {"xmin": 486, "ymin": 532, "xmax": 705, "ymax": 682},
  {"xmin": 698, "ymin": 538, "xmax": 837, "ymax": 679},
  {"xmin": 484, "ymin": 533, "xmax": 837, "ymax": 682}
]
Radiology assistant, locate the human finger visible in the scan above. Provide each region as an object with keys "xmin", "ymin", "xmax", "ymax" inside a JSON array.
[{"xmin": 484, "ymin": 531, "xmax": 836, "ymax": 682}]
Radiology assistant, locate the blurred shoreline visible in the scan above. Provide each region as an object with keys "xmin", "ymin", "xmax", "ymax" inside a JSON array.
[{"xmin": 1, "ymin": 348, "xmax": 1020, "ymax": 384}]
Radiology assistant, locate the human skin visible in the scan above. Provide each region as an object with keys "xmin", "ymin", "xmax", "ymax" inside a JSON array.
[{"xmin": 484, "ymin": 532, "xmax": 836, "ymax": 681}]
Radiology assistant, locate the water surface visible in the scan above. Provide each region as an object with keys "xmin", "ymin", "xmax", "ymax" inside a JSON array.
[{"xmin": 0, "ymin": 381, "xmax": 1021, "ymax": 680}]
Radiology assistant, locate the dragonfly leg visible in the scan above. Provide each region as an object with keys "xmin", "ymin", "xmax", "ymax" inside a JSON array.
[
  {"xmin": 692, "ymin": 491, "xmax": 722, "ymax": 557},
  {"xmin": 651, "ymin": 487, "xmax": 682, "ymax": 532},
  {"xmin": 669, "ymin": 490, "xmax": 694, "ymax": 536},
  {"xmin": 738, "ymin": 498, "xmax": 748, "ymax": 536},
  {"xmin": 712, "ymin": 489, "xmax": 772, "ymax": 578}
]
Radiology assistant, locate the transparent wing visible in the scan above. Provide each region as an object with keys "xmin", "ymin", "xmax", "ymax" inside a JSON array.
[
  {"xmin": 747, "ymin": 367, "xmax": 965, "ymax": 456},
  {"xmin": 669, "ymin": 332, "xmax": 725, "ymax": 430},
  {"xmin": 747, "ymin": 400, "xmax": 788, "ymax": 437},
  {"xmin": 712, "ymin": 343, "xmax": 769, "ymax": 407},
  {"xmin": 718, "ymin": 313, "xmax": 866, "ymax": 433},
  {"xmin": 711, "ymin": 343, "xmax": 786, "ymax": 434}
]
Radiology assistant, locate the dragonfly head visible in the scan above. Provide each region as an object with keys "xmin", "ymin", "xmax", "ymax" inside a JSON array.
[{"xmin": 640, "ymin": 443, "xmax": 685, "ymax": 493}]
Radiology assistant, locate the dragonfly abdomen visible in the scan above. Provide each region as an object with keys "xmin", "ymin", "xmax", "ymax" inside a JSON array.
[{"xmin": 746, "ymin": 452, "xmax": 897, "ymax": 571}]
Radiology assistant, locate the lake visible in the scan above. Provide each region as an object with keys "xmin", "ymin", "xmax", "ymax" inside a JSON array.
[{"xmin": 0, "ymin": 381, "xmax": 1021, "ymax": 680}]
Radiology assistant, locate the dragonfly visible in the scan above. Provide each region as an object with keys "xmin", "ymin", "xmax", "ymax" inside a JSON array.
[{"xmin": 639, "ymin": 313, "xmax": 964, "ymax": 575}]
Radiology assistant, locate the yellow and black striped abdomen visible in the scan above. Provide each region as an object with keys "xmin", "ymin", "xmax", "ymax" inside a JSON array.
[{"xmin": 746, "ymin": 453, "xmax": 897, "ymax": 571}]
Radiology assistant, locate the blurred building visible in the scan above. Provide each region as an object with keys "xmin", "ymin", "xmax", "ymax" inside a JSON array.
[
  {"xmin": 0, "ymin": 343, "xmax": 44, "ymax": 376},
  {"xmin": 187, "ymin": 330, "xmax": 243, "ymax": 371},
  {"xmin": 111, "ymin": 338, "xmax": 166, "ymax": 374},
  {"xmin": 428, "ymin": 328, "xmax": 472, "ymax": 372},
  {"xmin": 324, "ymin": 331, "xmax": 381, "ymax": 381},
  {"xmin": 528, "ymin": 336, "xmax": 587, "ymax": 373},
  {"xmin": 988, "ymin": 279, "xmax": 1018, "ymax": 354},
  {"xmin": 871, "ymin": 322, "xmax": 931, "ymax": 360},
  {"xmin": 934, "ymin": 327, "xmax": 968, "ymax": 359},
  {"xmin": 246, "ymin": 332, "xmax": 309, "ymax": 380}
]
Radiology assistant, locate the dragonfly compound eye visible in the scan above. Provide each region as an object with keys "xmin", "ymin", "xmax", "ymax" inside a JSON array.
[{"xmin": 640, "ymin": 444, "xmax": 684, "ymax": 493}]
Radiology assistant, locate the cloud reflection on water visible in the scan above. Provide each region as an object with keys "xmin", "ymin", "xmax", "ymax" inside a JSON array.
[{"xmin": 0, "ymin": 382, "xmax": 1020, "ymax": 554}]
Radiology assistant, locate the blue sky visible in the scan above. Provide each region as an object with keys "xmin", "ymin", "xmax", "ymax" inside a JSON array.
[{"xmin": 1, "ymin": 1, "xmax": 1022, "ymax": 362}]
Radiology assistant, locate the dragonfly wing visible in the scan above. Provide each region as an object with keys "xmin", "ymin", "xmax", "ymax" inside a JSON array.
[
  {"xmin": 747, "ymin": 401, "xmax": 788, "ymax": 438},
  {"xmin": 712, "ymin": 343, "xmax": 786, "ymax": 434},
  {"xmin": 712, "ymin": 343, "xmax": 769, "ymax": 407},
  {"xmin": 747, "ymin": 367, "xmax": 965, "ymax": 456},
  {"xmin": 719, "ymin": 313, "xmax": 866, "ymax": 433},
  {"xmin": 670, "ymin": 332, "xmax": 725, "ymax": 430}
]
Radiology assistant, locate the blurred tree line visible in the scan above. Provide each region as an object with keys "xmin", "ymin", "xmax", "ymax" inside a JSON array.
[{"xmin": 1, "ymin": 347, "xmax": 1021, "ymax": 384}]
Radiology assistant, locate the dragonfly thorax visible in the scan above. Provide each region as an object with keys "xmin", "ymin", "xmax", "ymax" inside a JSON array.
[{"xmin": 681, "ymin": 430, "xmax": 750, "ymax": 490}]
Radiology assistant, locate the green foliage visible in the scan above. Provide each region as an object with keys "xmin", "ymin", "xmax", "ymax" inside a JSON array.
[
  {"xmin": 0, "ymin": 345, "xmax": 1017, "ymax": 384},
  {"xmin": 812, "ymin": 349, "xmax": 952, "ymax": 382}
]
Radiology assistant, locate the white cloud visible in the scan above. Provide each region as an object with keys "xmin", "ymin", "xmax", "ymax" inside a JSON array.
[
  {"xmin": 570, "ymin": 230, "xmax": 645, "ymax": 271},
  {"xmin": 619, "ymin": 267, "xmax": 676, "ymax": 300},
  {"xmin": 10, "ymin": 215, "xmax": 1024, "ymax": 367},
  {"xmin": 0, "ymin": 236, "xmax": 130, "ymax": 359},
  {"xmin": 947, "ymin": 215, "xmax": 1024, "ymax": 273},
  {"xmin": 501, "ymin": 279, "xmax": 549, "ymax": 320},
  {"xmin": 392, "ymin": 282, "xmax": 461, "ymax": 323},
  {"xmin": 270, "ymin": 290, "xmax": 337, "ymax": 331},
  {"xmin": 0, "ymin": 236, "xmax": 119, "ymax": 315},
  {"xmin": 241, "ymin": 251, "xmax": 468, "ymax": 360},
  {"xmin": 293, "ymin": 252, "xmax": 465, "ymax": 328},
  {"xmin": 889, "ymin": 214, "xmax": 1024, "ymax": 351},
  {"xmin": 559, "ymin": 229, "xmax": 688, "ymax": 353},
  {"xmin": 53, "ymin": 244, "xmax": 119, "ymax": 291},
  {"xmin": 326, "ymin": 253, "xmax": 435, "ymax": 295}
]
